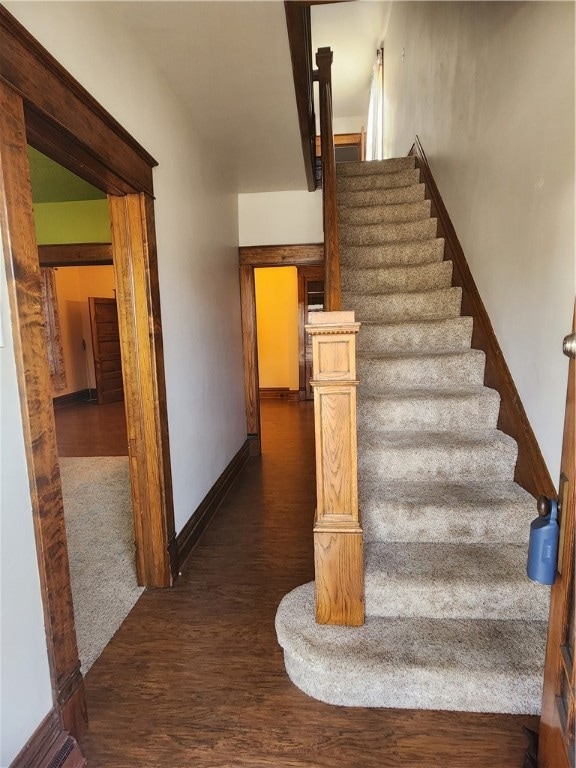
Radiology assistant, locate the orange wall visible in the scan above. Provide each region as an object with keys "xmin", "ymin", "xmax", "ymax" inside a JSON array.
[
  {"xmin": 53, "ymin": 265, "xmax": 115, "ymax": 397},
  {"xmin": 254, "ymin": 267, "xmax": 299, "ymax": 391}
]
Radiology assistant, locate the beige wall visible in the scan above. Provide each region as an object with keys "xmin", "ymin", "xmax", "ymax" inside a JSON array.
[
  {"xmin": 255, "ymin": 267, "xmax": 299, "ymax": 390},
  {"xmin": 238, "ymin": 190, "xmax": 323, "ymax": 246},
  {"xmin": 383, "ymin": 1, "xmax": 575, "ymax": 482}
]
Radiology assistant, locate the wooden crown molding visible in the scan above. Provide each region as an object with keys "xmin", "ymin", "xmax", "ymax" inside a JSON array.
[{"xmin": 410, "ymin": 135, "xmax": 555, "ymax": 499}]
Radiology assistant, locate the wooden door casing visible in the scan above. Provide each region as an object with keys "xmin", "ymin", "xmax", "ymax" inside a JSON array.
[
  {"xmin": 88, "ymin": 297, "xmax": 124, "ymax": 404},
  {"xmin": 0, "ymin": 7, "xmax": 176, "ymax": 743},
  {"xmin": 538, "ymin": 305, "xmax": 575, "ymax": 768}
]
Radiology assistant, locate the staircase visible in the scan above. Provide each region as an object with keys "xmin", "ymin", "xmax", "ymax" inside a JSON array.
[{"xmin": 275, "ymin": 155, "xmax": 550, "ymax": 714}]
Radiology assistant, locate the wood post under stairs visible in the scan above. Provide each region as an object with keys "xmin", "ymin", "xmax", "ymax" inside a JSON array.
[{"xmin": 307, "ymin": 311, "xmax": 364, "ymax": 625}]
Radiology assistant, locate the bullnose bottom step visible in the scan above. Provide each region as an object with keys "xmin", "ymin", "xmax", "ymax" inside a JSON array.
[{"xmin": 276, "ymin": 583, "xmax": 547, "ymax": 714}]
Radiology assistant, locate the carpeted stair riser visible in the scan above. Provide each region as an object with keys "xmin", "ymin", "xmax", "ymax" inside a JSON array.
[
  {"xmin": 276, "ymin": 584, "xmax": 547, "ymax": 714},
  {"xmin": 357, "ymin": 387, "xmax": 501, "ymax": 432},
  {"xmin": 338, "ymin": 183, "xmax": 426, "ymax": 208},
  {"xmin": 337, "ymin": 168, "xmax": 421, "ymax": 192},
  {"xmin": 358, "ymin": 349, "xmax": 485, "ymax": 390},
  {"xmin": 339, "ymin": 200, "xmax": 431, "ymax": 226},
  {"xmin": 357, "ymin": 317, "xmax": 473, "ymax": 354},
  {"xmin": 345, "ymin": 286, "xmax": 462, "ymax": 323},
  {"xmin": 337, "ymin": 156, "xmax": 416, "ymax": 176},
  {"xmin": 359, "ymin": 480, "xmax": 536, "ymax": 544},
  {"xmin": 359, "ymin": 430, "xmax": 518, "ymax": 482},
  {"xmin": 342, "ymin": 260, "xmax": 453, "ymax": 295},
  {"xmin": 341, "ymin": 217, "xmax": 437, "ymax": 245},
  {"xmin": 340, "ymin": 239, "xmax": 445, "ymax": 268},
  {"xmin": 364, "ymin": 542, "xmax": 549, "ymax": 622}
]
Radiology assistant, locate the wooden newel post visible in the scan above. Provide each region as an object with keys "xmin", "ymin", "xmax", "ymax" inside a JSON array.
[{"xmin": 307, "ymin": 311, "xmax": 364, "ymax": 626}]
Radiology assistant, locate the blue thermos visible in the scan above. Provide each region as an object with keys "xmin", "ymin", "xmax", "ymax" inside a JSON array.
[{"xmin": 527, "ymin": 495, "xmax": 559, "ymax": 585}]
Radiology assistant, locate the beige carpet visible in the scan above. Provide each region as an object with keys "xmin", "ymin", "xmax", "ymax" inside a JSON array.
[
  {"xmin": 59, "ymin": 456, "xmax": 144, "ymax": 674},
  {"xmin": 276, "ymin": 155, "xmax": 550, "ymax": 713}
]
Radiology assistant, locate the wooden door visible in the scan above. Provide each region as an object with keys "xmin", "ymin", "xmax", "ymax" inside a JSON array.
[
  {"xmin": 88, "ymin": 296, "xmax": 124, "ymax": 404},
  {"xmin": 538, "ymin": 306, "xmax": 575, "ymax": 768},
  {"xmin": 298, "ymin": 266, "xmax": 325, "ymax": 400}
]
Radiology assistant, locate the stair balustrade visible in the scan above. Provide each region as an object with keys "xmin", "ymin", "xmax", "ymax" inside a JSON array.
[{"xmin": 307, "ymin": 48, "xmax": 364, "ymax": 626}]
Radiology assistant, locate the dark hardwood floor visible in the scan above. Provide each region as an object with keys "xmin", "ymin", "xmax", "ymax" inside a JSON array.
[
  {"xmin": 78, "ymin": 400, "xmax": 537, "ymax": 767},
  {"xmin": 54, "ymin": 399, "xmax": 128, "ymax": 456}
]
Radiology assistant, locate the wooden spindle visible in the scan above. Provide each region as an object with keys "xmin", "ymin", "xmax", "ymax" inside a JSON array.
[{"xmin": 307, "ymin": 311, "xmax": 364, "ymax": 626}]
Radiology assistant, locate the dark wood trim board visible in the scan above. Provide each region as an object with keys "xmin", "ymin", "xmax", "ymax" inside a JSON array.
[
  {"xmin": 38, "ymin": 243, "xmax": 113, "ymax": 267},
  {"xmin": 409, "ymin": 136, "xmax": 554, "ymax": 499},
  {"xmin": 52, "ymin": 390, "xmax": 92, "ymax": 409},
  {"xmin": 176, "ymin": 439, "xmax": 251, "ymax": 570},
  {"xmin": 259, "ymin": 388, "xmax": 300, "ymax": 401},
  {"xmin": 239, "ymin": 243, "xmax": 323, "ymax": 267},
  {"xmin": 9, "ymin": 708, "xmax": 60, "ymax": 768}
]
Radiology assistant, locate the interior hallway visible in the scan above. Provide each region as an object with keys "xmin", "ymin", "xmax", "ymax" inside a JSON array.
[{"xmin": 78, "ymin": 399, "xmax": 538, "ymax": 767}]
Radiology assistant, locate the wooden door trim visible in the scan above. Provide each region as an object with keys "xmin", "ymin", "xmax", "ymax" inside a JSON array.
[
  {"xmin": 239, "ymin": 244, "xmax": 324, "ymax": 453},
  {"xmin": 0, "ymin": 7, "xmax": 175, "ymax": 748},
  {"xmin": 0, "ymin": 78, "xmax": 87, "ymax": 743},
  {"xmin": 38, "ymin": 243, "xmax": 113, "ymax": 267},
  {"xmin": 239, "ymin": 242, "xmax": 323, "ymax": 267}
]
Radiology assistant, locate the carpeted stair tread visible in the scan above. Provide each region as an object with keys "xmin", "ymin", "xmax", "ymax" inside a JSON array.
[
  {"xmin": 338, "ymin": 183, "xmax": 425, "ymax": 208},
  {"xmin": 358, "ymin": 429, "xmax": 518, "ymax": 481},
  {"xmin": 364, "ymin": 542, "xmax": 550, "ymax": 621},
  {"xmin": 276, "ymin": 583, "xmax": 547, "ymax": 713},
  {"xmin": 337, "ymin": 168, "xmax": 421, "ymax": 192},
  {"xmin": 342, "ymin": 260, "xmax": 453, "ymax": 294},
  {"xmin": 345, "ymin": 286, "xmax": 462, "ymax": 323},
  {"xmin": 340, "ymin": 238, "xmax": 445, "ymax": 267},
  {"xmin": 341, "ymin": 217, "xmax": 437, "ymax": 245},
  {"xmin": 337, "ymin": 156, "xmax": 416, "ymax": 177},
  {"xmin": 357, "ymin": 317, "xmax": 473, "ymax": 354},
  {"xmin": 339, "ymin": 199, "xmax": 431, "ymax": 226},
  {"xmin": 358, "ymin": 348, "xmax": 485, "ymax": 390},
  {"xmin": 360, "ymin": 479, "xmax": 536, "ymax": 544},
  {"xmin": 357, "ymin": 386, "xmax": 501, "ymax": 432}
]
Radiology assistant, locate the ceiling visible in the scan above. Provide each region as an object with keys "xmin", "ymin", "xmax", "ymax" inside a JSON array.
[{"xmin": 27, "ymin": 1, "xmax": 389, "ymax": 200}]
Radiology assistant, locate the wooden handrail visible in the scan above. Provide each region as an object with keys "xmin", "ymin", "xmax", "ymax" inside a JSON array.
[
  {"xmin": 316, "ymin": 47, "xmax": 341, "ymax": 311},
  {"xmin": 284, "ymin": 2, "xmax": 317, "ymax": 193},
  {"xmin": 307, "ymin": 311, "xmax": 364, "ymax": 626}
]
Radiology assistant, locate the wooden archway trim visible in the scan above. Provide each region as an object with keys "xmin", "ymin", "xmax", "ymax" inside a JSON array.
[
  {"xmin": 0, "ymin": 6, "xmax": 176, "ymax": 750},
  {"xmin": 0, "ymin": 5, "xmax": 156, "ymax": 195}
]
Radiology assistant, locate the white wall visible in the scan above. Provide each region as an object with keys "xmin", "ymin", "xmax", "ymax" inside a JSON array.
[
  {"xmin": 1, "ymin": 247, "xmax": 53, "ymax": 766},
  {"xmin": 2, "ymin": 2, "xmax": 248, "ymax": 759},
  {"xmin": 238, "ymin": 190, "xmax": 323, "ymax": 246},
  {"xmin": 383, "ymin": 1, "xmax": 575, "ymax": 482}
]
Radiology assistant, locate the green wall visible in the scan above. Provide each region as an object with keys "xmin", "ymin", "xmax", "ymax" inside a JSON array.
[{"xmin": 33, "ymin": 199, "xmax": 110, "ymax": 244}]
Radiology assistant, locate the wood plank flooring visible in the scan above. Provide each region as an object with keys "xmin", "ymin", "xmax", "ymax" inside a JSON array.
[
  {"xmin": 78, "ymin": 400, "xmax": 538, "ymax": 767},
  {"xmin": 55, "ymin": 400, "xmax": 128, "ymax": 456}
]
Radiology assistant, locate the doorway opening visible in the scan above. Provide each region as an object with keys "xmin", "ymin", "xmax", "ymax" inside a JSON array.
[{"xmin": 30, "ymin": 148, "xmax": 143, "ymax": 674}]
